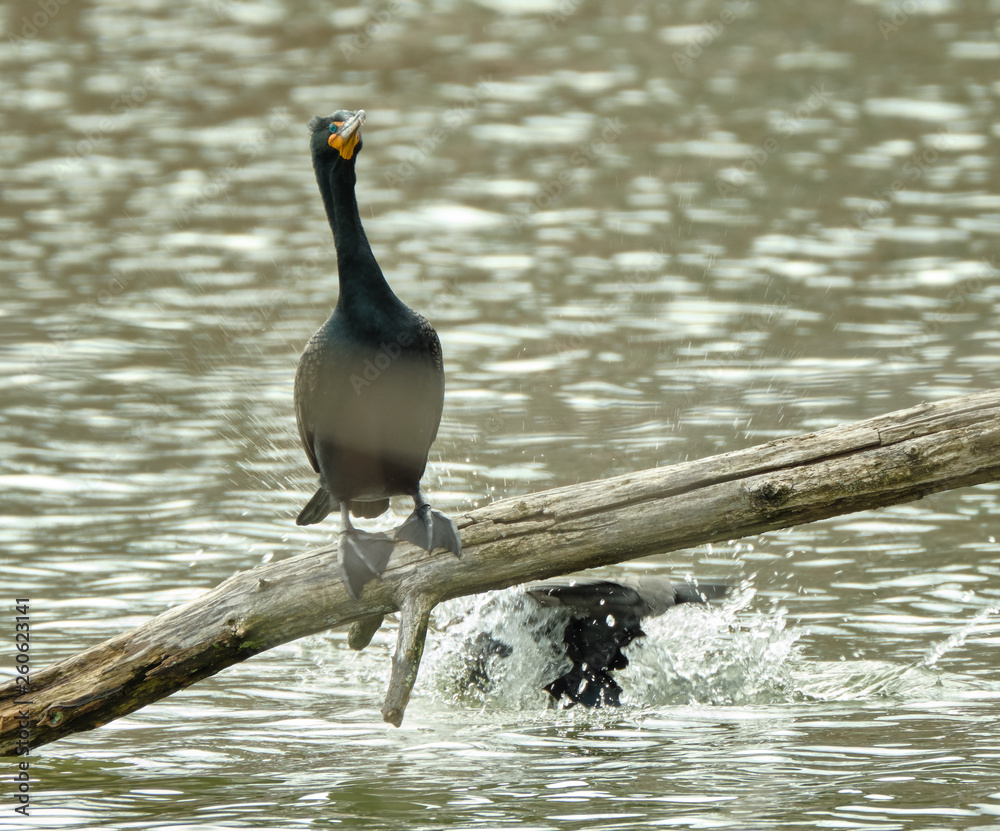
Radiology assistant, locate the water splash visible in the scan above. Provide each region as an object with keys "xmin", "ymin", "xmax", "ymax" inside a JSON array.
[
  {"xmin": 792, "ymin": 601, "xmax": 1000, "ymax": 703},
  {"xmin": 619, "ymin": 581, "xmax": 801, "ymax": 707},
  {"xmin": 424, "ymin": 578, "xmax": 804, "ymax": 712},
  {"xmin": 420, "ymin": 583, "xmax": 1000, "ymax": 716},
  {"xmin": 922, "ymin": 602, "xmax": 1000, "ymax": 669},
  {"xmin": 427, "ymin": 588, "xmax": 574, "ymax": 711}
]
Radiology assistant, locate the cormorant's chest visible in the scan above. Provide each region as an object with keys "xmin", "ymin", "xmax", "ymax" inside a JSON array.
[
  {"xmin": 309, "ymin": 304, "xmax": 443, "ymax": 405},
  {"xmin": 321, "ymin": 306, "xmax": 430, "ymax": 359},
  {"xmin": 304, "ymin": 304, "xmax": 444, "ymax": 436}
]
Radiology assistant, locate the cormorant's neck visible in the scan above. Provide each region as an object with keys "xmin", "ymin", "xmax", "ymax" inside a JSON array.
[{"xmin": 313, "ymin": 154, "xmax": 394, "ymax": 309}]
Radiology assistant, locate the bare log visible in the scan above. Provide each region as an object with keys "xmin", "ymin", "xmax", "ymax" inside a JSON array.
[{"xmin": 5, "ymin": 389, "xmax": 1000, "ymax": 754}]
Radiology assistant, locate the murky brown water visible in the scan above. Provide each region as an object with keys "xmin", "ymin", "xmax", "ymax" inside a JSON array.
[{"xmin": 5, "ymin": 0, "xmax": 1000, "ymax": 827}]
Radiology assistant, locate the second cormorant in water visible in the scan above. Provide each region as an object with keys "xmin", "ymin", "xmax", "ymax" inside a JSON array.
[
  {"xmin": 458, "ymin": 577, "xmax": 729, "ymax": 707},
  {"xmin": 294, "ymin": 109, "xmax": 461, "ymax": 598}
]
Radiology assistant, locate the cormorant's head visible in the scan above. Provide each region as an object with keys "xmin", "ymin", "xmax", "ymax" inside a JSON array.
[{"xmin": 308, "ymin": 109, "xmax": 365, "ymax": 162}]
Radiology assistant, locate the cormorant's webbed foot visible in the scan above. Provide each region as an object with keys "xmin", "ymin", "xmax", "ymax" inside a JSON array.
[
  {"xmin": 396, "ymin": 498, "xmax": 462, "ymax": 557},
  {"xmin": 340, "ymin": 528, "xmax": 395, "ymax": 599},
  {"xmin": 338, "ymin": 504, "xmax": 395, "ymax": 599}
]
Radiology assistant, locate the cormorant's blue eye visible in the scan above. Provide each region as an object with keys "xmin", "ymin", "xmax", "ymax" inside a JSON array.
[{"xmin": 330, "ymin": 123, "xmax": 339, "ymax": 134}]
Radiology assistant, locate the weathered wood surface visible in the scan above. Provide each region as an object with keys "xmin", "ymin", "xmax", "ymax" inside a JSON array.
[{"xmin": 4, "ymin": 388, "xmax": 1000, "ymax": 754}]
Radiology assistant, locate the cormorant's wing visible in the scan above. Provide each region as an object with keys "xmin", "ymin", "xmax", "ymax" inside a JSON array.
[
  {"xmin": 416, "ymin": 313, "xmax": 444, "ymax": 373},
  {"xmin": 294, "ymin": 329, "xmax": 327, "ymax": 474},
  {"xmin": 405, "ymin": 312, "xmax": 446, "ymax": 450}
]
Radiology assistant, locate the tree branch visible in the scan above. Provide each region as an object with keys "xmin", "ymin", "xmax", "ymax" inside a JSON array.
[{"xmin": 4, "ymin": 389, "xmax": 1000, "ymax": 754}]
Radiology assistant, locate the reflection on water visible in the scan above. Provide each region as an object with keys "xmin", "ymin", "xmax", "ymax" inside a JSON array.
[{"xmin": 4, "ymin": 0, "xmax": 1000, "ymax": 826}]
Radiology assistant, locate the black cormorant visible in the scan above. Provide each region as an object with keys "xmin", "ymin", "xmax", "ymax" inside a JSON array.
[
  {"xmin": 295, "ymin": 109, "xmax": 461, "ymax": 599},
  {"xmin": 529, "ymin": 577, "xmax": 727, "ymax": 706},
  {"xmin": 461, "ymin": 577, "xmax": 728, "ymax": 707}
]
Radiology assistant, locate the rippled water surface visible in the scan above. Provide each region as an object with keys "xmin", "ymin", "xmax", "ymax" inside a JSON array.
[{"xmin": 5, "ymin": 0, "xmax": 1000, "ymax": 827}]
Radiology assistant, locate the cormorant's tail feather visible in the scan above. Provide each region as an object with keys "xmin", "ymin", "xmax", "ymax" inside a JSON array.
[
  {"xmin": 350, "ymin": 498, "xmax": 390, "ymax": 519},
  {"xmin": 339, "ymin": 529, "xmax": 395, "ymax": 599},
  {"xmin": 297, "ymin": 487, "xmax": 333, "ymax": 526}
]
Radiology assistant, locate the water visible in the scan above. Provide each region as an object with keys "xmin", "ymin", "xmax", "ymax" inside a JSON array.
[{"xmin": 4, "ymin": 0, "xmax": 1000, "ymax": 826}]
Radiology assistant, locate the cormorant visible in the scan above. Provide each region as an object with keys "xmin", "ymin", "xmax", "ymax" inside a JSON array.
[
  {"xmin": 529, "ymin": 577, "xmax": 727, "ymax": 706},
  {"xmin": 294, "ymin": 109, "xmax": 461, "ymax": 599},
  {"xmin": 461, "ymin": 577, "xmax": 728, "ymax": 707}
]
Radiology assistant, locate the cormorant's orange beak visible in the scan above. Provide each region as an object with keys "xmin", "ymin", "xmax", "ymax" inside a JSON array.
[{"xmin": 329, "ymin": 110, "xmax": 365, "ymax": 160}]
